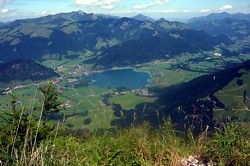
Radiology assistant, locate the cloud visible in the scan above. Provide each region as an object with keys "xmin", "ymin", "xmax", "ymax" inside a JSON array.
[
  {"xmin": 101, "ymin": 5, "xmax": 114, "ymax": 9},
  {"xmin": 160, "ymin": 9, "xmax": 190, "ymax": 13},
  {"xmin": 161, "ymin": 9, "xmax": 177, "ymax": 13},
  {"xmin": 133, "ymin": 0, "xmax": 170, "ymax": 9},
  {"xmin": 0, "ymin": 0, "xmax": 11, "ymax": 8},
  {"xmin": 0, "ymin": 8, "xmax": 8, "ymax": 14},
  {"xmin": 219, "ymin": 4, "xmax": 233, "ymax": 11},
  {"xmin": 41, "ymin": 11, "xmax": 47, "ymax": 15},
  {"xmin": 200, "ymin": 8, "xmax": 210, "ymax": 13},
  {"xmin": 75, "ymin": 0, "xmax": 119, "ymax": 6}
]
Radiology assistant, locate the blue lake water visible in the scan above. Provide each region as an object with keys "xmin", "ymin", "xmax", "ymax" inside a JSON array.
[{"xmin": 83, "ymin": 68, "xmax": 151, "ymax": 89}]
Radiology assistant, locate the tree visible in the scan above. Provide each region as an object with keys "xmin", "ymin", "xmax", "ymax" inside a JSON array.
[
  {"xmin": 0, "ymin": 94, "xmax": 35, "ymax": 162},
  {"xmin": 39, "ymin": 82, "xmax": 62, "ymax": 127},
  {"xmin": 236, "ymin": 79, "xmax": 243, "ymax": 86},
  {"xmin": 0, "ymin": 82, "xmax": 62, "ymax": 163},
  {"xmin": 84, "ymin": 118, "xmax": 92, "ymax": 125}
]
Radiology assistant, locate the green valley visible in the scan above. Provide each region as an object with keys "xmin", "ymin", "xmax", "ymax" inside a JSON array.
[{"xmin": 0, "ymin": 10, "xmax": 250, "ymax": 165}]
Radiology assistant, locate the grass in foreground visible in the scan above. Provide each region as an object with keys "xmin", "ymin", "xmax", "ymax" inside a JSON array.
[
  {"xmin": 1, "ymin": 118, "xmax": 249, "ymax": 166},
  {"xmin": 0, "ymin": 83, "xmax": 249, "ymax": 166}
]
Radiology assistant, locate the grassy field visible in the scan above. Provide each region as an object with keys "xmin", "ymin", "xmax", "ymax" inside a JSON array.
[
  {"xmin": 65, "ymin": 109, "xmax": 116, "ymax": 130},
  {"xmin": 139, "ymin": 62, "xmax": 204, "ymax": 87},
  {"xmin": 214, "ymin": 69, "xmax": 250, "ymax": 123},
  {"xmin": 60, "ymin": 85, "xmax": 156, "ymax": 130},
  {"xmin": 109, "ymin": 93, "xmax": 156, "ymax": 110}
]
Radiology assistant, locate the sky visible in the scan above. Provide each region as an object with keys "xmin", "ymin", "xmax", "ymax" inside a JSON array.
[{"xmin": 0, "ymin": 0, "xmax": 250, "ymax": 22}]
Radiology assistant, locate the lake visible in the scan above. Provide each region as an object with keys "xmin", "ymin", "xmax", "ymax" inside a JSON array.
[{"xmin": 83, "ymin": 68, "xmax": 151, "ymax": 89}]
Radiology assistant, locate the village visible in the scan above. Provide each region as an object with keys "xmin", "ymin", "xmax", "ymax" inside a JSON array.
[
  {"xmin": 1, "ymin": 85, "xmax": 25, "ymax": 95},
  {"xmin": 112, "ymin": 88, "xmax": 153, "ymax": 97}
]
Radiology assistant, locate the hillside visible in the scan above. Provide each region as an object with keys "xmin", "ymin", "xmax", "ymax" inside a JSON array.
[
  {"xmin": 0, "ymin": 11, "xmax": 188, "ymax": 62},
  {"xmin": 90, "ymin": 29, "xmax": 232, "ymax": 68},
  {"xmin": 0, "ymin": 60, "xmax": 59, "ymax": 83},
  {"xmin": 110, "ymin": 60, "xmax": 250, "ymax": 131},
  {"xmin": 188, "ymin": 12, "xmax": 250, "ymax": 38}
]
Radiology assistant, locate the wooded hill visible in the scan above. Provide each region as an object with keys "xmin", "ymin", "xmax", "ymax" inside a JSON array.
[{"xmin": 0, "ymin": 60, "xmax": 59, "ymax": 83}]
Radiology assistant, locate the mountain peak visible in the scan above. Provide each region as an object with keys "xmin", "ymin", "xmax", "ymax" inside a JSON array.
[
  {"xmin": 188, "ymin": 12, "xmax": 250, "ymax": 23},
  {"xmin": 218, "ymin": 11, "xmax": 230, "ymax": 15},
  {"xmin": 208, "ymin": 12, "xmax": 231, "ymax": 18},
  {"xmin": 156, "ymin": 18, "xmax": 167, "ymax": 22},
  {"xmin": 77, "ymin": 10, "xmax": 85, "ymax": 15},
  {"xmin": 133, "ymin": 14, "xmax": 155, "ymax": 22}
]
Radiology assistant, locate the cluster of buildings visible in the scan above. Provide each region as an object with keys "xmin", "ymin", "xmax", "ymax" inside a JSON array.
[
  {"xmin": 131, "ymin": 89, "xmax": 152, "ymax": 97},
  {"xmin": 60, "ymin": 102, "xmax": 71, "ymax": 109},
  {"xmin": 52, "ymin": 79, "xmax": 61, "ymax": 84},
  {"xmin": 1, "ymin": 85, "xmax": 25, "ymax": 95},
  {"xmin": 1, "ymin": 87, "xmax": 12, "ymax": 95},
  {"xmin": 67, "ymin": 78, "xmax": 78, "ymax": 83},
  {"xmin": 113, "ymin": 88, "xmax": 153, "ymax": 97},
  {"xmin": 63, "ymin": 64, "xmax": 102, "ymax": 76}
]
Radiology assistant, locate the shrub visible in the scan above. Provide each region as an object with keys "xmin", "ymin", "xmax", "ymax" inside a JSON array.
[
  {"xmin": 84, "ymin": 118, "xmax": 92, "ymax": 125},
  {"xmin": 205, "ymin": 123, "xmax": 250, "ymax": 165}
]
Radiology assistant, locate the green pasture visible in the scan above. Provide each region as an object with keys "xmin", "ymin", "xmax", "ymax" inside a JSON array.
[
  {"xmin": 139, "ymin": 63, "xmax": 203, "ymax": 87},
  {"xmin": 109, "ymin": 93, "xmax": 156, "ymax": 110},
  {"xmin": 58, "ymin": 85, "xmax": 115, "ymax": 129},
  {"xmin": 214, "ymin": 69, "xmax": 250, "ymax": 122},
  {"xmin": 65, "ymin": 109, "xmax": 116, "ymax": 130}
]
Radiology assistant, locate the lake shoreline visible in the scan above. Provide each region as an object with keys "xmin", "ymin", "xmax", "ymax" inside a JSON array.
[{"xmin": 82, "ymin": 68, "xmax": 152, "ymax": 89}]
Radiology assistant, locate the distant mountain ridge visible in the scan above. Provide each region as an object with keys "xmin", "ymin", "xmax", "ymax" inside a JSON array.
[
  {"xmin": 188, "ymin": 12, "xmax": 250, "ymax": 38},
  {"xmin": 0, "ymin": 60, "xmax": 59, "ymax": 83},
  {"xmin": 97, "ymin": 14, "xmax": 121, "ymax": 19},
  {"xmin": 189, "ymin": 12, "xmax": 250, "ymax": 23},
  {"xmin": 0, "ymin": 22, "xmax": 5, "ymax": 27},
  {"xmin": 133, "ymin": 14, "xmax": 155, "ymax": 22},
  {"xmin": 20, "ymin": 10, "xmax": 100, "ymax": 24},
  {"xmin": 0, "ymin": 10, "xmax": 189, "ymax": 62},
  {"xmin": 0, "ymin": 11, "xmax": 236, "ymax": 68}
]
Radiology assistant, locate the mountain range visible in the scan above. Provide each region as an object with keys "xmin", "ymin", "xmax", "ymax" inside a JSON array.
[
  {"xmin": 0, "ymin": 11, "xmax": 241, "ymax": 68},
  {"xmin": 91, "ymin": 30, "xmax": 231, "ymax": 67},
  {"xmin": 188, "ymin": 12, "xmax": 250, "ymax": 38},
  {"xmin": 0, "ymin": 11, "xmax": 189, "ymax": 63},
  {"xmin": 189, "ymin": 12, "xmax": 250, "ymax": 23}
]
